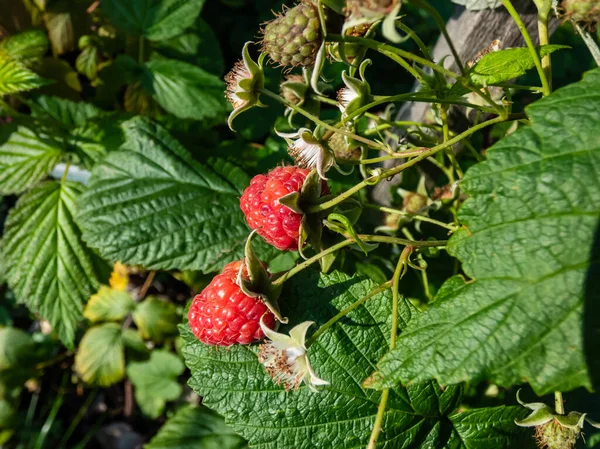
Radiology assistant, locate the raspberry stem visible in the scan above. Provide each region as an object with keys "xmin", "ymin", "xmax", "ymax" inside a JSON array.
[
  {"xmin": 307, "ymin": 114, "xmax": 521, "ymax": 214},
  {"xmin": 363, "ymin": 203, "xmax": 458, "ymax": 231},
  {"xmin": 271, "ymin": 235, "xmax": 447, "ymax": 287}
]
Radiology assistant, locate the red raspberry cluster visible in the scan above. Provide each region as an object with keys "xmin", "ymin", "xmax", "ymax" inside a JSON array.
[{"xmin": 188, "ymin": 166, "xmax": 328, "ymax": 346}]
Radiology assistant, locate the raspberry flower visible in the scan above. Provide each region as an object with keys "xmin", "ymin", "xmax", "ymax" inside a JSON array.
[
  {"xmin": 276, "ymin": 128, "xmax": 335, "ymax": 180},
  {"xmin": 225, "ymin": 42, "xmax": 266, "ymax": 130},
  {"xmin": 337, "ymin": 59, "xmax": 373, "ymax": 118},
  {"xmin": 258, "ymin": 318, "xmax": 329, "ymax": 392}
]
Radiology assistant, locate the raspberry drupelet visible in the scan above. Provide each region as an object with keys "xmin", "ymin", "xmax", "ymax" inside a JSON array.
[
  {"xmin": 240, "ymin": 166, "xmax": 328, "ymax": 251},
  {"xmin": 188, "ymin": 261, "xmax": 276, "ymax": 346}
]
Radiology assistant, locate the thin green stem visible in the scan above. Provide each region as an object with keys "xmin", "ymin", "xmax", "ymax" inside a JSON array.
[
  {"xmin": 537, "ymin": 0, "xmax": 552, "ymax": 90},
  {"xmin": 502, "ymin": 0, "xmax": 551, "ymax": 96},
  {"xmin": 369, "ymin": 94, "xmax": 496, "ymax": 116},
  {"xmin": 364, "ymin": 203, "xmax": 458, "ymax": 231},
  {"xmin": 440, "ymin": 106, "xmax": 463, "ymax": 180},
  {"xmin": 306, "ymin": 280, "xmax": 393, "ymax": 347},
  {"xmin": 573, "ymin": 21, "xmax": 600, "ymax": 66},
  {"xmin": 491, "ymin": 83, "xmax": 544, "ymax": 92},
  {"xmin": 326, "ymin": 34, "xmax": 461, "ymax": 80},
  {"xmin": 409, "ymin": 0, "xmax": 465, "ymax": 74},
  {"xmin": 61, "ymin": 161, "xmax": 71, "ymax": 184},
  {"xmin": 271, "ymin": 236, "xmax": 446, "ymax": 286},
  {"xmin": 555, "ymin": 391, "xmax": 565, "ymax": 414},
  {"xmin": 259, "ymin": 88, "xmax": 386, "ymax": 150},
  {"xmin": 308, "ymin": 114, "xmax": 517, "ymax": 213},
  {"xmin": 367, "ymin": 389, "xmax": 390, "ymax": 449}
]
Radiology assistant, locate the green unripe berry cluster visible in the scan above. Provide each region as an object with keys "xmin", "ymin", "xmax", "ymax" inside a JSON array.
[{"xmin": 262, "ymin": 2, "xmax": 322, "ymax": 68}]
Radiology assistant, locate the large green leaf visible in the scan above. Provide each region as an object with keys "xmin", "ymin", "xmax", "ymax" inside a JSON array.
[
  {"xmin": 371, "ymin": 69, "xmax": 600, "ymax": 395},
  {"xmin": 127, "ymin": 350, "xmax": 184, "ymax": 418},
  {"xmin": 182, "ymin": 271, "xmax": 532, "ymax": 449},
  {"xmin": 1, "ymin": 181, "xmax": 102, "ymax": 348},
  {"xmin": 0, "ymin": 51, "xmax": 50, "ymax": 95},
  {"xmin": 77, "ymin": 117, "xmax": 257, "ymax": 272},
  {"xmin": 74, "ymin": 323, "xmax": 125, "ymax": 386},
  {"xmin": 152, "ymin": 18, "xmax": 224, "ymax": 76},
  {"xmin": 142, "ymin": 57, "xmax": 230, "ymax": 121},
  {"xmin": 0, "ymin": 126, "xmax": 63, "ymax": 195},
  {"xmin": 31, "ymin": 95, "xmax": 105, "ymax": 127},
  {"xmin": 145, "ymin": 405, "xmax": 248, "ymax": 449},
  {"xmin": 100, "ymin": 0, "xmax": 206, "ymax": 41}
]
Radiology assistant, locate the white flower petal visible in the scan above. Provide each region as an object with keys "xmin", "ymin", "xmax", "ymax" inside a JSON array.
[
  {"xmin": 259, "ymin": 315, "xmax": 293, "ymax": 345},
  {"xmin": 288, "ymin": 321, "xmax": 314, "ymax": 346}
]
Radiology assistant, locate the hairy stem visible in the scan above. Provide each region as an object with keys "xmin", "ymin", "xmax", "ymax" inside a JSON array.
[
  {"xmin": 555, "ymin": 391, "xmax": 565, "ymax": 414},
  {"xmin": 272, "ymin": 236, "xmax": 446, "ymax": 286},
  {"xmin": 364, "ymin": 203, "xmax": 458, "ymax": 231},
  {"xmin": 537, "ymin": 0, "xmax": 553, "ymax": 90},
  {"xmin": 308, "ymin": 114, "xmax": 518, "ymax": 213}
]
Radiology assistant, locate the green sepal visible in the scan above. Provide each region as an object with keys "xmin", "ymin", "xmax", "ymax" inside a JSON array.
[
  {"xmin": 237, "ymin": 231, "xmax": 287, "ymax": 323},
  {"xmin": 278, "ymin": 192, "xmax": 303, "ymax": 214},
  {"xmin": 325, "ymin": 213, "xmax": 369, "ymax": 255}
]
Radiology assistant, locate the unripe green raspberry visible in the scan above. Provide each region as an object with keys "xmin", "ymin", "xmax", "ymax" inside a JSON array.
[
  {"xmin": 327, "ymin": 133, "xmax": 360, "ymax": 162},
  {"xmin": 403, "ymin": 192, "xmax": 429, "ymax": 215},
  {"xmin": 535, "ymin": 421, "xmax": 578, "ymax": 449},
  {"xmin": 262, "ymin": 1, "xmax": 322, "ymax": 68},
  {"xmin": 562, "ymin": 0, "xmax": 600, "ymax": 27}
]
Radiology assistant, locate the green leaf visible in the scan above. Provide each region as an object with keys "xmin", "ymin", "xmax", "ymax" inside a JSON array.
[
  {"xmin": 469, "ymin": 45, "xmax": 568, "ymax": 86},
  {"xmin": 145, "ymin": 405, "xmax": 248, "ymax": 449},
  {"xmin": 77, "ymin": 117, "xmax": 257, "ymax": 272},
  {"xmin": 132, "ymin": 296, "xmax": 179, "ymax": 342},
  {"xmin": 83, "ymin": 285, "xmax": 136, "ymax": 323},
  {"xmin": 127, "ymin": 350, "xmax": 184, "ymax": 418},
  {"xmin": 1, "ymin": 181, "xmax": 102, "ymax": 348},
  {"xmin": 31, "ymin": 95, "xmax": 105, "ymax": 127},
  {"xmin": 0, "ymin": 30, "xmax": 49, "ymax": 66},
  {"xmin": 0, "ymin": 126, "xmax": 63, "ymax": 195},
  {"xmin": 371, "ymin": 68, "xmax": 600, "ymax": 395},
  {"xmin": 0, "ymin": 327, "xmax": 35, "ymax": 371},
  {"xmin": 142, "ymin": 57, "xmax": 230, "ymax": 121},
  {"xmin": 182, "ymin": 270, "xmax": 531, "ymax": 448},
  {"xmin": 100, "ymin": 0, "xmax": 206, "ymax": 41},
  {"xmin": 152, "ymin": 18, "xmax": 224, "ymax": 76},
  {"xmin": 74, "ymin": 323, "xmax": 125, "ymax": 386},
  {"xmin": 75, "ymin": 45, "xmax": 99, "ymax": 80},
  {"xmin": 0, "ymin": 51, "xmax": 50, "ymax": 95}
]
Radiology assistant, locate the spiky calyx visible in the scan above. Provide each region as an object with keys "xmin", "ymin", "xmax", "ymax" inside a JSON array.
[
  {"xmin": 262, "ymin": 2, "xmax": 322, "ymax": 68},
  {"xmin": 562, "ymin": 0, "xmax": 600, "ymax": 28},
  {"xmin": 535, "ymin": 421, "xmax": 578, "ymax": 449}
]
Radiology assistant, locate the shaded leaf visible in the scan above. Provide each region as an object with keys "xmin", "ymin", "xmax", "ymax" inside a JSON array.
[
  {"xmin": 100, "ymin": 0, "xmax": 206, "ymax": 41},
  {"xmin": 133, "ymin": 296, "xmax": 179, "ymax": 342},
  {"xmin": 371, "ymin": 69, "xmax": 600, "ymax": 395},
  {"xmin": 1, "ymin": 181, "xmax": 103, "ymax": 348},
  {"xmin": 74, "ymin": 323, "xmax": 125, "ymax": 386},
  {"xmin": 31, "ymin": 95, "xmax": 105, "ymax": 127},
  {"xmin": 142, "ymin": 57, "xmax": 230, "ymax": 122},
  {"xmin": 0, "ymin": 30, "xmax": 49, "ymax": 66},
  {"xmin": 127, "ymin": 350, "xmax": 184, "ymax": 418},
  {"xmin": 145, "ymin": 405, "xmax": 248, "ymax": 449},
  {"xmin": 76, "ymin": 45, "xmax": 99, "ymax": 80}
]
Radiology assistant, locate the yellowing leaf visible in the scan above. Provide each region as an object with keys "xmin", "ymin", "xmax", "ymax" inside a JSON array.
[
  {"xmin": 109, "ymin": 262, "xmax": 130, "ymax": 291},
  {"xmin": 84, "ymin": 285, "xmax": 135, "ymax": 323},
  {"xmin": 74, "ymin": 323, "xmax": 125, "ymax": 386}
]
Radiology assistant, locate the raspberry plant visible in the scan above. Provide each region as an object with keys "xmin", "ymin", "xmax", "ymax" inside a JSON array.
[{"xmin": 1, "ymin": 0, "xmax": 600, "ymax": 448}]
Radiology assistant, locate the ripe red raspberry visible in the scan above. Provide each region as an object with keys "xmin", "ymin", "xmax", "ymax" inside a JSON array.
[
  {"xmin": 240, "ymin": 166, "xmax": 329, "ymax": 251},
  {"xmin": 188, "ymin": 261, "xmax": 276, "ymax": 346}
]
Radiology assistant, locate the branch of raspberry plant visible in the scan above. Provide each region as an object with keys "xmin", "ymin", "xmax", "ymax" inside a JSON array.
[
  {"xmin": 270, "ymin": 235, "xmax": 446, "ymax": 287},
  {"xmin": 368, "ymin": 247, "xmax": 412, "ymax": 449},
  {"xmin": 502, "ymin": 0, "xmax": 552, "ymax": 96},
  {"xmin": 534, "ymin": 0, "xmax": 553, "ymax": 88},
  {"xmin": 258, "ymin": 88, "xmax": 388, "ymax": 151},
  {"xmin": 307, "ymin": 113, "xmax": 522, "ymax": 214},
  {"xmin": 439, "ymin": 105, "xmax": 464, "ymax": 180},
  {"xmin": 363, "ymin": 203, "xmax": 459, "ymax": 232}
]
